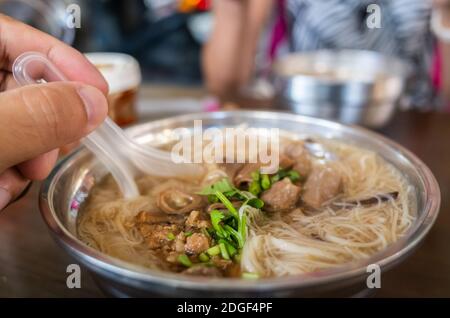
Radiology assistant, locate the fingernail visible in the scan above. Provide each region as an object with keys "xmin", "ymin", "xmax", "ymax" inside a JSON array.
[
  {"xmin": 0, "ymin": 188, "xmax": 11, "ymax": 211},
  {"xmin": 77, "ymin": 86, "xmax": 108, "ymax": 131}
]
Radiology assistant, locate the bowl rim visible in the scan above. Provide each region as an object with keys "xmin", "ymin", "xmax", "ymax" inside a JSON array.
[{"xmin": 39, "ymin": 111, "xmax": 440, "ymax": 292}]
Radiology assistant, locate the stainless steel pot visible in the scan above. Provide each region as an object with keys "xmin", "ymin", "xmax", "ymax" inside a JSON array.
[
  {"xmin": 272, "ymin": 50, "xmax": 412, "ymax": 128},
  {"xmin": 39, "ymin": 111, "xmax": 440, "ymax": 297}
]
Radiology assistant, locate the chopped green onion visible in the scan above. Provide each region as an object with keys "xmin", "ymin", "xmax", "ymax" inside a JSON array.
[
  {"xmin": 207, "ymin": 245, "xmax": 221, "ymax": 256},
  {"xmin": 198, "ymin": 177, "xmax": 266, "ymax": 262},
  {"xmin": 261, "ymin": 174, "xmax": 271, "ymax": 190},
  {"xmin": 230, "ymin": 192, "xmax": 246, "ymax": 200},
  {"xmin": 219, "ymin": 242, "xmax": 230, "ymax": 260},
  {"xmin": 215, "ymin": 191, "xmax": 238, "ymax": 218},
  {"xmin": 233, "ymin": 253, "xmax": 242, "ymax": 263},
  {"xmin": 199, "ymin": 253, "xmax": 210, "ymax": 262},
  {"xmin": 239, "ymin": 214, "xmax": 247, "ymax": 243},
  {"xmin": 251, "ymin": 171, "xmax": 260, "ymax": 182},
  {"xmin": 224, "ymin": 225, "xmax": 244, "ymax": 249},
  {"xmin": 271, "ymin": 169, "xmax": 300, "ymax": 184},
  {"xmin": 178, "ymin": 254, "xmax": 192, "ymax": 267},
  {"xmin": 242, "ymin": 272, "xmax": 259, "ymax": 280},
  {"xmin": 228, "ymin": 245, "xmax": 237, "ymax": 257},
  {"xmin": 288, "ymin": 170, "xmax": 301, "ymax": 182},
  {"xmin": 271, "ymin": 174, "xmax": 280, "ymax": 183},
  {"xmin": 167, "ymin": 233, "xmax": 175, "ymax": 241},
  {"xmin": 221, "ymin": 239, "xmax": 237, "ymax": 257},
  {"xmin": 184, "ymin": 231, "xmax": 193, "ymax": 237},
  {"xmin": 228, "ymin": 217, "xmax": 237, "ymax": 229},
  {"xmin": 248, "ymin": 198, "xmax": 264, "ymax": 209},
  {"xmin": 278, "ymin": 169, "xmax": 289, "ymax": 179},
  {"xmin": 249, "ymin": 180, "xmax": 262, "ymax": 196}
]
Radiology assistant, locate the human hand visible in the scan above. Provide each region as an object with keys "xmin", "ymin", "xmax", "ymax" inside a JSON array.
[{"xmin": 0, "ymin": 14, "xmax": 109, "ymax": 211}]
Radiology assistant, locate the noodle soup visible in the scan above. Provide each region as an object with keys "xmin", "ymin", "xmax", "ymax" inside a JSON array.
[{"xmin": 78, "ymin": 135, "xmax": 414, "ymax": 279}]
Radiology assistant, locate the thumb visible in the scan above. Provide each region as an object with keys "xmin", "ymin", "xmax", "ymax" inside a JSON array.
[{"xmin": 0, "ymin": 82, "xmax": 108, "ymax": 172}]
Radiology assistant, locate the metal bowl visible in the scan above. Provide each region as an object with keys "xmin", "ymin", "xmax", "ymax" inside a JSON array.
[
  {"xmin": 39, "ymin": 111, "xmax": 439, "ymax": 297},
  {"xmin": 272, "ymin": 50, "xmax": 411, "ymax": 128}
]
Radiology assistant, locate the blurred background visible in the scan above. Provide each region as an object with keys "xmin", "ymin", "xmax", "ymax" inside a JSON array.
[
  {"xmin": 0, "ymin": 0, "xmax": 209, "ymax": 83},
  {"xmin": 0, "ymin": 0, "xmax": 449, "ymax": 128},
  {"xmin": 0, "ymin": 0, "xmax": 219, "ymax": 124}
]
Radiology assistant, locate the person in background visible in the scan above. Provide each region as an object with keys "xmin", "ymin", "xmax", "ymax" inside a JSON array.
[
  {"xmin": 203, "ymin": 0, "xmax": 450, "ymax": 109},
  {"xmin": 436, "ymin": 0, "xmax": 450, "ymax": 104},
  {"xmin": 0, "ymin": 14, "xmax": 108, "ymax": 211}
]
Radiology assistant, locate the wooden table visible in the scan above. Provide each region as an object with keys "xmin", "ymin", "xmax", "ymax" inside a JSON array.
[{"xmin": 0, "ymin": 110, "xmax": 449, "ymax": 297}]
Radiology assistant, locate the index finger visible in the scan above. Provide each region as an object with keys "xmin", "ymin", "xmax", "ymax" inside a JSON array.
[{"xmin": 0, "ymin": 14, "xmax": 108, "ymax": 94}]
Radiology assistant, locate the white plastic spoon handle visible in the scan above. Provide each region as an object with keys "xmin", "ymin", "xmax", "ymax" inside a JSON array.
[{"xmin": 13, "ymin": 52, "xmax": 140, "ymax": 198}]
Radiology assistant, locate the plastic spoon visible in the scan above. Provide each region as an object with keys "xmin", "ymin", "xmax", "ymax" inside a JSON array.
[{"xmin": 13, "ymin": 52, "xmax": 204, "ymax": 198}]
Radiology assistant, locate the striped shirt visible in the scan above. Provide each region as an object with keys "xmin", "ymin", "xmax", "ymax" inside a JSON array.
[{"xmin": 283, "ymin": 0, "xmax": 436, "ymax": 108}]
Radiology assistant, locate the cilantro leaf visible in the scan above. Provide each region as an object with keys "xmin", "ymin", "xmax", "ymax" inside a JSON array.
[
  {"xmin": 198, "ymin": 178, "xmax": 235, "ymax": 196},
  {"xmin": 210, "ymin": 210, "xmax": 228, "ymax": 238}
]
